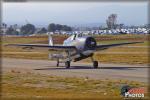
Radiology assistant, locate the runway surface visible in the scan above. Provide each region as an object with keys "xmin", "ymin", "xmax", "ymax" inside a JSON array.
[{"xmin": 2, "ymin": 58, "xmax": 149, "ymax": 82}]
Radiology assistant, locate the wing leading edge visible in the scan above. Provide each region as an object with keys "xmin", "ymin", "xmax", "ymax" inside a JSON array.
[
  {"xmin": 7, "ymin": 41, "xmax": 143, "ymax": 51},
  {"xmin": 95, "ymin": 42, "xmax": 143, "ymax": 50},
  {"xmin": 7, "ymin": 44, "xmax": 77, "ymax": 51}
]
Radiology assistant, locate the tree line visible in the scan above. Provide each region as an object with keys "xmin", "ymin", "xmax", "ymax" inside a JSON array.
[
  {"xmin": 2, "ymin": 23, "xmax": 72, "ymax": 35},
  {"xmin": 48, "ymin": 23, "xmax": 72, "ymax": 32}
]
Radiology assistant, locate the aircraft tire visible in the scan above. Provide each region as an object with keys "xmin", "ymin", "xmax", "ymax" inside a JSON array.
[
  {"xmin": 93, "ymin": 61, "xmax": 98, "ymax": 68},
  {"xmin": 65, "ymin": 61, "xmax": 70, "ymax": 68},
  {"xmin": 57, "ymin": 63, "xmax": 59, "ymax": 67}
]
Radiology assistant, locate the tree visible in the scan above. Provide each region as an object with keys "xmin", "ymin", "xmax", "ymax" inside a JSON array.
[
  {"xmin": 106, "ymin": 14, "xmax": 117, "ymax": 29},
  {"xmin": 21, "ymin": 24, "xmax": 35, "ymax": 35},
  {"xmin": 2, "ymin": 23, "xmax": 7, "ymax": 28},
  {"xmin": 48, "ymin": 23, "xmax": 56, "ymax": 32},
  {"xmin": 6, "ymin": 26, "xmax": 13, "ymax": 35},
  {"xmin": 119, "ymin": 24, "xmax": 124, "ymax": 29},
  {"xmin": 38, "ymin": 27, "xmax": 47, "ymax": 34},
  {"xmin": 48, "ymin": 23, "xmax": 72, "ymax": 32},
  {"xmin": 13, "ymin": 24, "xmax": 18, "ymax": 30},
  {"xmin": 61, "ymin": 25, "xmax": 72, "ymax": 31},
  {"xmin": 6, "ymin": 26, "xmax": 19, "ymax": 35},
  {"xmin": 55, "ymin": 24, "xmax": 62, "ymax": 31}
]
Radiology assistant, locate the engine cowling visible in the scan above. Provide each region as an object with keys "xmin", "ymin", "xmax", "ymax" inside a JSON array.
[
  {"xmin": 85, "ymin": 37, "xmax": 97, "ymax": 50},
  {"xmin": 75, "ymin": 36, "xmax": 97, "ymax": 51}
]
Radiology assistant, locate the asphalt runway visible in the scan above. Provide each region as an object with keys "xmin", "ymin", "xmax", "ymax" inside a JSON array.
[{"xmin": 2, "ymin": 58, "xmax": 149, "ymax": 83}]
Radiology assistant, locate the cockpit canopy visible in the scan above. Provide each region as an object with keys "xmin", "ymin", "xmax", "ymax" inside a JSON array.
[{"xmin": 67, "ymin": 33, "xmax": 88, "ymax": 41}]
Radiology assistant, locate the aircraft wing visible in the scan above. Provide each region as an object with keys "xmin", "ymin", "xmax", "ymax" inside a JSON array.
[
  {"xmin": 7, "ymin": 44, "xmax": 77, "ymax": 51},
  {"xmin": 95, "ymin": 42, "xmax": 143, "ymax": 50}
]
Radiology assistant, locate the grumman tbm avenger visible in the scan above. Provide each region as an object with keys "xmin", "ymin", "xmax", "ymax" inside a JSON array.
[{"xmin": 8, "ymin": 34, "xmax": 142, "ymax": 68}]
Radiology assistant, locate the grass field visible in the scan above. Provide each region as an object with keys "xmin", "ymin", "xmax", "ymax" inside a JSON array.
[
  {"xmin": 2, "ymin": 71, "xmax": 148, "ymax": 99},
  {"xmin": 1, "ymin": 34, "xmax": 149, "ymax": 65}
]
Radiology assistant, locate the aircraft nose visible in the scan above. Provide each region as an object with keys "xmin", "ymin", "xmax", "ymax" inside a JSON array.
[{"xmin": 85, "ymin": 37, "xmax": 97, "ymax": 49}]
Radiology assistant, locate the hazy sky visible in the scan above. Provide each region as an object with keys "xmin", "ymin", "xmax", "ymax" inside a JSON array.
[{"xmin": 2, "ymin": 2, "xmax": 148, "ymax": 26}]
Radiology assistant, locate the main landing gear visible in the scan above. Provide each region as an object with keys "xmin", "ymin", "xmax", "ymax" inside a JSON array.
[
  {"xmin": 63, "ymin": 60, "xmax": 98, "ymax": 69},
  {"xmin": 57, "ymin": 57, "xmax": 98, "ymax": 69},
  {"xmin": 57, "ymin": 59, "xmax": 70, "ymax": 69},
  {"xmin": 64, "ymin": 60, "xmax": 98, "ymax": 69},
  {"xmin": 65, "ymin": 61, "xmax": 70, "ymax": 69},
  {"xmin": 56, "ymin": 59, "xmax": 70, "ymax": 68},
  {"xmin": 56, "ymin": 59, "xmax": 59, "ymax": 67},
  {"xmin": 91, "ymin": 57, "xmax": 98, "ymax": 68},
  {"xmin": 93, "ymin": 61, "xmax": 98, "ymax": 68}
]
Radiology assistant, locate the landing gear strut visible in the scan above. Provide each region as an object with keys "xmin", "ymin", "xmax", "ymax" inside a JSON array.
[
  {"xmin": 65, "ymin": 51, "xmax": 71, "ymax": 69},
  {"xmin": 93, "ymin": 61, "xmax": 98, "ymax": 68},
  {"xmin": 91, "ymin": 57, "xmax": 98, "ymax": 68},
  {"xmin": 65, "ymin": 61, "xmax": 70, "ymax": 69},
  {"xmin": 56, "ymin": 59, "xmax": 59, "ymax": 67}
]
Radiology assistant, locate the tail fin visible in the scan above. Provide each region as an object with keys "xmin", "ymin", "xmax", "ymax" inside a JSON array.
[{"xmin": 48, "ymin": 33, "xmax": 53, "ymax": 46}]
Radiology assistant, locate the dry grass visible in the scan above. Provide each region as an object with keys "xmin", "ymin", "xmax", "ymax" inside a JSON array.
[
  {"xmin": 2, "ymin": 71, "xmax": 148, "ymax": 99},
  {"xmin": 93, "ymin": 53, "xmax": 148, "ymax": 65}
]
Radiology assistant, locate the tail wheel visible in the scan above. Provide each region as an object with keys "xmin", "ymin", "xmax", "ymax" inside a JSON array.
[
  {"xmin": 57, "ymin": 63, "xmax": 59, "ymax": 67},
  {"xmin": 65, "ymin": 61, "xmax": 70, "ymax": 68},
  {"xmin": 93, "ymin": 61, "xmax": 98, "ymax": 68},
  {"xmin": 56, "ymin": 59, "xmax": 59, "ymax": 67}
]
